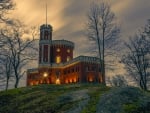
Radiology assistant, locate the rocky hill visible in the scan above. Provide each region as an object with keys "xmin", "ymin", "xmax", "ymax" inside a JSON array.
[{"xmin": 0, "ymin": 84, "xmax": 149, "ymax": 113}]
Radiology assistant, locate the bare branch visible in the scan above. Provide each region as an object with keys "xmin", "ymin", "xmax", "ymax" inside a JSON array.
[
  {"xmin": 85, "ymin": 1, "xmax": 120, "ymax": 84},
  {"xmin": 122, "ymin": 20, "xmax": 150, "ymax": 91}
]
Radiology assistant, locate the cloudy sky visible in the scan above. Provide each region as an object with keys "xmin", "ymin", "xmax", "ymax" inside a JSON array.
[
  {"xmin": 11, "ymin": 0, "xmax": 150, "ymax": 57},
  {"xmin": 2, "ymin": 0, "xmax": 150, "ymax": 88}
]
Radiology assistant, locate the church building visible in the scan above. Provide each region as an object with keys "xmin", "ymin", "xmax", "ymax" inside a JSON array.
[{"xmin": 26, "ymin": 24, "xmax": 105, "ymax": 86}]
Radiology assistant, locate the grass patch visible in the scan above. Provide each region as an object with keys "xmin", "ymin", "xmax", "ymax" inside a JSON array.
[
  {"xmin": 81, "ymin": 85, "xmax": 110, "ymax": 113},
  {"xmin": 0, "ymin": 83, "xmax": 109, "ymax": 113}
]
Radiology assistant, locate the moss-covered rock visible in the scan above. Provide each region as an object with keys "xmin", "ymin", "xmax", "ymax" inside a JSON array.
[{"xmin": 96, "ymin": 87, "xmax": 150, "ymax": 113}]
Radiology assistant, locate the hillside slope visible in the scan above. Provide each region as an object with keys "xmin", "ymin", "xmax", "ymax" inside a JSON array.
[
  {"xmin": 0, "ymin": 84, "xmax": 109, "ymax": 113},
  {"xmin": 0, "ymin": 84, "xmax": 149, "ymax": 113},
  {"xmin": 96, "ymin": 87, "xmax": 150, "ymax": 113}
]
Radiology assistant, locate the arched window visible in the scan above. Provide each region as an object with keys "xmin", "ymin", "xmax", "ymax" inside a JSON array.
[
  {"xmin": 56, "ymin": 56, "xmax": 61, "ymax": 63},
  {"xmin": 67, "ymin": 56, "xmax": 71, "ymax": 62},
  {"xmin": 44, "ymin": 31, "xmax": 48, "ymax": 40}
]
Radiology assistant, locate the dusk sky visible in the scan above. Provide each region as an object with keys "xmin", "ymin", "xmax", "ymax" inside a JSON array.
[
  {"xmin": 4, "ymin": 0, "xmax": 150, "ymax": 87},
  {"xmin": 11, "ymin": 0, "xmax": 150, "ymax": 57}
]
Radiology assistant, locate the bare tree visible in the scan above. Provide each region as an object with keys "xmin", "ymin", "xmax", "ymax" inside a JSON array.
[
  {"xmin": 0, "ymin": 0, "xmax": 15, "ymax": 90},
  {"xmin": 0, "ymin": 54, "xmax": 13, "ymax": 90},
  {"xmin": 0, "ymin": 20, "xmax": 38, "ymax": 88},
  {"xmin": 122, "ymin": 20, "xmax": 150, "ymax": 91},
  {"xmin": 86, "ymin": 1, "xmax": 120, "ymax": 85},
  {"xmin": 0, "ymin": 0, "xmax": 14, "ymax": 24}
]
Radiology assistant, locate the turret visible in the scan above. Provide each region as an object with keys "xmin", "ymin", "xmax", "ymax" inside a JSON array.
[
  {"xmin": 40, "ymin": 24, "xmax": 52, "ymax": 40},
  {"xmin": 39, "ymin": 24, "xmax": 53, "ymax": 65}
]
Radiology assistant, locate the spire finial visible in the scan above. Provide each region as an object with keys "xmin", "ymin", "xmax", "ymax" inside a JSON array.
[{"xmin": 46, "ymin": 0, "xmax": 47, "ymax": 26}]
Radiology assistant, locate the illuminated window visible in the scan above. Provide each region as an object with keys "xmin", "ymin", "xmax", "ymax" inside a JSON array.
[
  {"xmin": 56, "ymin": 48, "xmax": 60, "ymax": 52},
  {"xmin": 67, "ymin": 49, "xmax": 70, "ymax": 53},
  {"xmin": 65, "ymin": 80, "xmax": 68, "ymax": 84},
  {"xmin": 73, "ymin": 78, "xmax": 77, "ymax": 83},
  {"xmin": 56, "ymin": 78, "xmax": 60, "ymax": 84},
  {"xmin": 69, "ymin": 79, "xmax": 72, "ymax": 83},
  {"xmin": 56, "ymin": 56, "xmax": 61, "ymax": 63},
  {"xmin": 88, "ymin": 75, "xmax": 94, "ymax": 82},
  {"xmin": 30, "ymin": 82, "xmax": 33, "ymax": 86},
  {"xmin": 67, "ymin": 56, "xmax": 71, "ymax": 62},
  {"xmin": 89, "ymin": 77, "xmax": 93, "ymax": 82}
]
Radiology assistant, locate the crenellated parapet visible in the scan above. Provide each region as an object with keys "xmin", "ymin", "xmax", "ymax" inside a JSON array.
[
  {"xmin": 52, "ymin": 40, "xmax": 74, "ymax": 49},
  {"xmin": 40, "ymin": 24, "xmax": 52, "ymax": 31},
  {"xmin": 39, "ymin": 40, "xmax": 74, "ymax": 48}
]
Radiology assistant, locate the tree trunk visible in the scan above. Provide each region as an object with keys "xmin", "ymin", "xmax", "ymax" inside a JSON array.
[
  {"xmin": 142, "ymin": 79, "xmax": 147, "ymax": 91},
  {"xmin": 5, "ymin": 77, "xmax": 9, "ymax": 91},
  {"xmin": 102, "ymin": 29, "xmax": 106, "ymax": 85},
  {"xmin": 14, "ymin": 77, "xmax": 19, "ymax": 88}
]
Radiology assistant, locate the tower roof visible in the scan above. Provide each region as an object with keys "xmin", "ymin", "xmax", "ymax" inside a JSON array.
[{"xmin": 40, "ymin": 24, "xmax": 52, "ymax": 30}]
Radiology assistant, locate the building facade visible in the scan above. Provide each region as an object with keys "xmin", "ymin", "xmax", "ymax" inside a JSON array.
[{"xmin": 27, "ymin": 24, "xmax": 105, "ymax": 86}]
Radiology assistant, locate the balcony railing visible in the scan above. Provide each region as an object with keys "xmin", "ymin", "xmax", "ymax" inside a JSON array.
[
  {"xmin": 39, "ymin": 56, "xmax": 100, "ymax": 68},
  {"xmin": 52, "ymin": 40, "xmax": 74, "ymax": 48},
  {"xmin": 28, "ymin": 56, "xmax": 100, "ymax": 73}
]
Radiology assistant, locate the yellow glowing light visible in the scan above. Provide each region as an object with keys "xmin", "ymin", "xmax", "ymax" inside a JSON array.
[
  {"xmin": 30, "ymin": 82, "xmax": 33, "ymax": 86},
  {"xmin": 89, "ymin": 78, "xmax": 93, "ymax": 82},
  {"xmin": 67, "ymin": 49, "xmax": 70, "ymax": 53},
  {"xmin": 56, "ymin": 48, "xmax": 60, "ymax": 52},
  {"xmin": 69, "ymin": 79, "xmax": 72, "ymax": 83},
  {"xmin": 74, "ymin": 78, "xmax": 77, "ymax": 82},
  {"xmin": 67, "ymin": 56, "xmax": 70, "ymax": 62},
  {"xmin": 43, "ymin": 73, "xmax": 48, "ymax": 77},
  {"xmin": 56, "ymin": 78, "xmax": 60, "ymax": 84},
  {"xmin": 65, "ymin": 80, "xmax": 68, "ymax": 84},
  {"xmin": 56, "ymin": 56, "xmax": 61, "ymax": 63}
]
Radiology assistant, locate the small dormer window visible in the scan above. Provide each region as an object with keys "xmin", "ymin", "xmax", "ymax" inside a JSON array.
[
  {"xmin": 67, "ymin": 49, "xmax": 70, "ymax": 53},
  {"xmin": 57, "ymin": 48, "xmax": 60, "ymax": 52}
]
